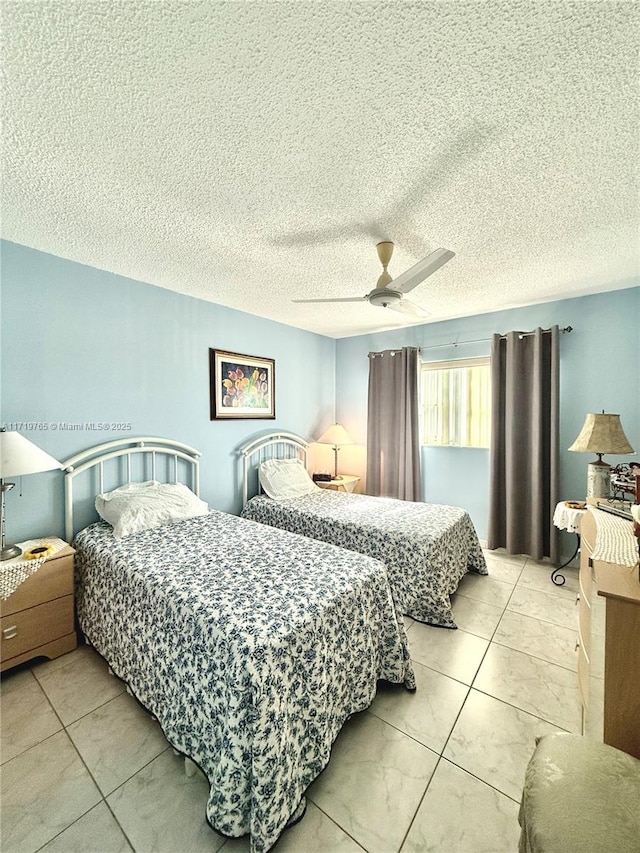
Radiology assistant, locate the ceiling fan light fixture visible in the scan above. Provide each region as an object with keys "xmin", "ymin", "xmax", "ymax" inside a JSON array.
[{"xmin": 368, "ymin": 289, "xmax": 402, "ymax": 308}]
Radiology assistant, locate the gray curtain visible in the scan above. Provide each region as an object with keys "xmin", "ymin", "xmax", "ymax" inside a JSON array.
[
  {"xmin": 488, "ymin": 327, "xmax": 559, "ymax": 561},
  {"xmin": 366, "ymin": 346, "xmax": 421, "ymax": 501}
]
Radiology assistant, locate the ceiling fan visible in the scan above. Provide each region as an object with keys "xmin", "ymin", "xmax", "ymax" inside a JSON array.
[{"xmin": 293, "ymin": 242, "xmax": 455, "ymax": 318}]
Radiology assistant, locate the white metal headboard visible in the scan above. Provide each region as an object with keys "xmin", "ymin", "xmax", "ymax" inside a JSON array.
[
  {"xmin": 62, "ymin": 436, "xmax": 201, "ymax": 542},
  {"xmin": 239, "ymin": 431, "xmax": 309, "ymax": 508}
]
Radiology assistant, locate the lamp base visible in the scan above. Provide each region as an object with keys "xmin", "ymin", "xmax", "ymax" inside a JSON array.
[
  {"xmin": 1, "ymin": 543, "xmax": 22, "ymax": 561},
  {"xmin": 1, "ymin": 480, "xmax": 21, "ymax": 560},
  {"xmin": 587, "ymin": 460, "xmax": 611, "ymax": 499}
]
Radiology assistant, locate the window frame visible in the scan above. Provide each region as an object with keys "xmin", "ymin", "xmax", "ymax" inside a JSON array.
[{"xmin": 420, "ymin": 355, "xmax": 491, "ymax": 449}]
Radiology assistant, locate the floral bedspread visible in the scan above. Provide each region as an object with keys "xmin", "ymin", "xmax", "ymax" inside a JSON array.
[
  {"xmin": 74, "ymin": 512, "xmax": 414, "ymax": 853},
  {"xmin": 242, "ymin": 491, "xmax": 487, "ymax": 627}
]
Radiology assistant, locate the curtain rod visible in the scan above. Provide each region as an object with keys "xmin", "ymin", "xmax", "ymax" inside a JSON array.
[{"xmin": 417, "ymin": 325, "xmax": 573, "ymax": 352}]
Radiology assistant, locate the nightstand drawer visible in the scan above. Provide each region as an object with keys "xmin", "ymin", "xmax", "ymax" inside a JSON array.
[
  {"xmin": 1, "ymin": 595, "xmax": 74, "ymax": 662},
  {"xmin": 1, "ymin": 552, "xmax": 74, "ymax": 617}
]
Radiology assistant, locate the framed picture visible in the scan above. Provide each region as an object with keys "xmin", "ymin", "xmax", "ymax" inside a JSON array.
[{"xmin": 209, "ymin": 349, "xmax": 275, "ymax": 420}]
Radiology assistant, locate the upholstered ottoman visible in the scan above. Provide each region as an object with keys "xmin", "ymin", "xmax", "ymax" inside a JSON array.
[{"xmin": 519, "ymin": 733, "xmax": 640, "ymax": 853}]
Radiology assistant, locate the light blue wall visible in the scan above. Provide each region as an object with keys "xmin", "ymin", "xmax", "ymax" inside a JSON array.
[
  {"xmin": 2, "ymin": 238, "xmax": 636, "ymax": 553},
  {"xmin": 336, "ymin": 288, "xmax": 639, "ymax": 543},
  {"xmin": 1, "ymin": 241, "xmax": 336, "ymax": 541}
]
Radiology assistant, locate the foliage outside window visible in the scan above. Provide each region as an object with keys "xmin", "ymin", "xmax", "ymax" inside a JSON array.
[{"xmin": 421, "ymin": 357, "xmax": 491, "ymax": 448}]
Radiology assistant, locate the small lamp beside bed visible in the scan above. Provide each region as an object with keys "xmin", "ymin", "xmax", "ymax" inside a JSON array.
[
  {"xmin": 316, "ymin": 423, "xmax": 354, "ymax": 480},
  {"xmin": 0, "ymin": 430, "xmax": 62, "ymax": 560}
]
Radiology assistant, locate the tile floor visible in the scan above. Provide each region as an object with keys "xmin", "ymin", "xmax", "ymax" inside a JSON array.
[{"xmin": 1, "ymin": 549, "xmax": 582, "ymax": 853}]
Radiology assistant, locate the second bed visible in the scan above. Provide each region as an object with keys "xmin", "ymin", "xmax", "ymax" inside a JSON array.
[{"xmin": 240, "ymin": 432, "xmax": 488, "ymax": 629}]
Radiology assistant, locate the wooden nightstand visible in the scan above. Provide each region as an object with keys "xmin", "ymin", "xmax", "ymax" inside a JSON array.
[
  {"xmin": 0, "ymin": 540, "xmax": 77, "ymax": 672},
  {"xmin": 316, "ymin": 475, "xmax": 360, "ymax": 493}
]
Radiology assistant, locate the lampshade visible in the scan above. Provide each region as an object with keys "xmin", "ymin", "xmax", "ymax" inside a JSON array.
[
  {"xmin": 0, "ymin": 431, "xmax": 62, "ymax": 477},
  {"xmin": 568, "ymin": 413, "xmax": 634, "ymax": 455},
  {"xmin": 568, "ymin": 413, "xmax": 635, "ymax": 499},
  {"xmin": 0, "ymin": 432, "xmax": 62, "ymax": 561},
  {"xmin": 316, "ymin": 423, "xmax": 354, "ymax": 480},
  {"xmin": 317, "ymin": 423, "xmax": 354, "ymax": 447}
]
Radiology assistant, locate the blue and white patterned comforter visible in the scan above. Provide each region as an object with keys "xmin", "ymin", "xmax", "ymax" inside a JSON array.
[
  {"xmin": 74, "ymin": 512, "xmax": 414, "ymax": 853},
  {"xmin": 241, "ymin": 491, "xmax": 487, "ymax": 627}
]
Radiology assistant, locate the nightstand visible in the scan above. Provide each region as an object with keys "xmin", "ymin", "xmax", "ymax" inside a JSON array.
[
  {"xmin": 552, "ymin": 500, "xmax": 587, "ymax": 586},
  {"xmin": 316, "ymin": 474, "xmax": 360, "ymax": 493},
  {"xmin": 0, "ymin": 540, "xmax": 77, "ymax": 671}
]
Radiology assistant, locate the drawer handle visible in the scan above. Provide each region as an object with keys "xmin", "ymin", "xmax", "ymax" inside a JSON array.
[
  {"xmin": 575, "ymin": 639, "xmax": 580, "ymax": 652},
  {"xmin": 575, "ymin": 594, "xmax": 580, "ymax": 605},
  {"xmin": 2, "ymin": 625, "xmax": 18, "ymax": 640}
]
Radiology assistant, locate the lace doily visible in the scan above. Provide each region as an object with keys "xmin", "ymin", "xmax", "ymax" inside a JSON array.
[
  {"xmin": 0, "ymin": 538, "xmax": 68, "ymax": 600},
  {"xmin": 553, "ymin": 501, "xmax": 587, "ymax": 534},
  {"xmin": 590, "ymin": 509, "xmax": 638, "ymax": 568}
]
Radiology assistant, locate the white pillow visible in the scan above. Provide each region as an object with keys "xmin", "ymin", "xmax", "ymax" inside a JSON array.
[
  {"xmin": 259, "ymin": 459, "xmax": 319, "ymax": 500},
  {"xmin": 95, "ymin": 481, "xmax": 209, "ymax": 538}
]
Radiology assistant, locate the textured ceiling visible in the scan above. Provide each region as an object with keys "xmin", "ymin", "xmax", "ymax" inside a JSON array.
[{"xmin": 2, "ymin": 1, "xmax": 639, "ymax": 338}]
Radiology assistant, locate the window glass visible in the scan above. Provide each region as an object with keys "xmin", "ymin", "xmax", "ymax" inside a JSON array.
[{"xmin": 421, "ymin": 357, "xmax": 491, "ymax": 448}]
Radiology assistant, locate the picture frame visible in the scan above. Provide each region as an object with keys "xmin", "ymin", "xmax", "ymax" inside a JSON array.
[{"xmin": 209, "ymin": 349, "xmax": 275, "ymax": 420}]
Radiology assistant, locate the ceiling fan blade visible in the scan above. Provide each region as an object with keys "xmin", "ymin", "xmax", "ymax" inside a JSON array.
[
  {"xmin": 390, "ymin": 248, "xmax": 455, "ymax": 294},
  {"xmin": 292, "ymin": 296, "xmax": 366, "ymax": 304},
  {"xmin": 387, "ymin": 299, "xmax": 430, "ymax": 318}
]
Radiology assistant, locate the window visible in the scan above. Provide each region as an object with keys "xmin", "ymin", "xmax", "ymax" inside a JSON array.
[{"xmin": 421, "ymin": 357, "xmax": 491, "ymax": 448}]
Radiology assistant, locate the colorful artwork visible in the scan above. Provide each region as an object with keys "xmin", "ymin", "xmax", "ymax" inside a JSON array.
[{"xmin": 209, "ymin": 349, "xmax": 275, "ymax": 419}]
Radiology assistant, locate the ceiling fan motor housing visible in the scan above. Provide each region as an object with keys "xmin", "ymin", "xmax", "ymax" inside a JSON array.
[{"xmin": 369, "ymin": 288, "xmax": 403, "ymax": 308}]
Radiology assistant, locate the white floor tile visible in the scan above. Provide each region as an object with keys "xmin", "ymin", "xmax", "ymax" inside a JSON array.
[
  {"xmin": 35, "ymin": 645, "xmax": 125, "ymax": 725},
  {"xmin": 473, "ymin": 644, "xmax": 582, "ymax": 732},
  {"xmin": 0, "ymin": 731, "xmax": 102, "ymax": 853},
  {"xmin": 67, "ymin": 691, "xmax": 169, "ymax": 795},
  {"xmin": 451, "ymin": 594, "xmax": 503, "ymax": 639},
  {"xmin": 482, "ymin": 554, "xmax": 524, "ymax": 585},
  {"xmin": 494, "ymin": 609, "xmax": 578, "ymax": 671},
  {"xmin": 32, "ymin": 644, "xmax": 98, "ymax": 676},
  {"xmin": 401, "ymin": 758, "xmax": 521, "ymax": 853},
  {"xmin": 507, "ymin": 585, "xmax": 578, "ymax": 631},
  {"xmin": 0, "ymin": 665, "xmax": 36, "ymax": 696},
  {"xmin": 443, "ymin": 689, "xmax": 563, "ymax": 800},
  {"xmin": 369, "ymin": 661, "xmax": 468, "ymax": 753},
  {"xmin": 408, "ymin": 623, "xmax": 489, "ymax": 685},
  {"xmin": 455, "ymin": 573, "xmax": 514, "ymax": 608},
  {"xmin": 517, "ymin": 560, "xmax": 580, "ymax": 599},
  {"xmin": 107, "ymin": 749, "xmax": 225, "ymax": 853},
  {"xmin": 308, "ymin": 711, "xmax": 438, "ymax": 853},
  {"xmin": 39, "ymin": 802, "xmax": 133, "ymax": 853},
  {"xmin": 1, "ymin": 676, "xmax": 62, "ymax": 764},
  {"xmin": 482, "ymin": 548, "xmax": 527, "ymax": 567}
]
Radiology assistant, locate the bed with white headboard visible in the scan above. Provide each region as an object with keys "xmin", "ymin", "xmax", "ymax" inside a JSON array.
[
  {"xmin": 63, "ymin": 436, "xmax": 202, "ymax": 542},
  {"xmin": 239, "ymin": 431, "xmax": 488, "ymax": 628},
  {"xmin": 63, "ymin": 436, "xmax": 414, "ymax": 853}
]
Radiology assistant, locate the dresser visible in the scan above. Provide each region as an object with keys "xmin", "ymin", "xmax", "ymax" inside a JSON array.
[
  {"xmin": 0, "ymin": 542, "xmax": 77, "ymax": 671},
  {"xmin": 577, "ymin": 506, "xmax": 640, "ymax": 758}
]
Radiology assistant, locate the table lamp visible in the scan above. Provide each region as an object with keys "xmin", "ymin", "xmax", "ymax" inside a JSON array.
[
  {"xmin": 0, "ymin": 430, "xmax": 62, "ymax": 560},
  {"xmin": 316, "ymin": 423, "xmax": 354, "ymax": 480},
  {"xmin": 568, "ymin": 412, "xmax": 635, "ymax": 498}
]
